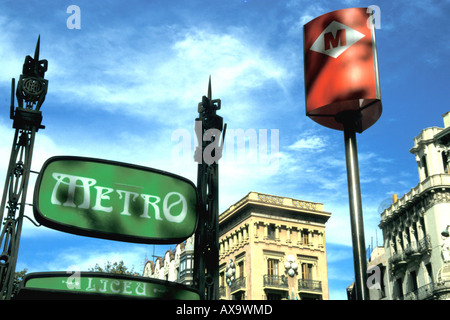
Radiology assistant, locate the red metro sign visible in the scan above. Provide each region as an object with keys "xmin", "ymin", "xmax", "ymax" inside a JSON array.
[{"xmin": 303, "ymin": 8, "xmax": 381, "ymax": 132}]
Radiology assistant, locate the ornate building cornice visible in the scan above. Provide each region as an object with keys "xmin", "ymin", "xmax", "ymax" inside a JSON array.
[{"xmin": 379, "ymin": 174, "xmax": 450, "ymax": 229}]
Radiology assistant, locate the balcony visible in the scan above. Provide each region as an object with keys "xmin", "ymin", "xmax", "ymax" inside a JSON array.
[
  {"xmin": 397, "ymin": 281, "xmax": 450, "ymax": 300},
  {"xmin": 389, "ymin": 235, "xmax": 431, "ymax": 274},
  {"xmin": 406, "ymin": 235, "xmax": 432, "ymax": 256},
  {"xmin": 298, "ymin": 279, "xmax": 322, "ymax": 293},
  {"xmin": 230, "ymin": 277, "xmax": 246, "ymax": 294},
  {"xmin": 219, "ymin": 286, "xmax": 226, "ymax": 298},
  {"xmin": 263, "ymin": 275, "xmax": 288, "ymax": 290}
]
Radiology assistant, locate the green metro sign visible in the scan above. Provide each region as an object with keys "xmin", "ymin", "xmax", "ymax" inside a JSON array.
[
  {"xmin": 17, "ymin": 272, "xmax": 200, "ymax": 300},
  {"xmin": 33, "ymin": 156, "xmax": 198, "ymax": 243}
]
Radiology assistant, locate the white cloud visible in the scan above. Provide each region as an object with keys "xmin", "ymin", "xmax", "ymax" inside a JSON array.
[
  {"xmin": 288, "ymin": 135, "xmax": 327, "ymax": 150},
  {"xmin": 43, "ymin": 26, "xmax": 289, "ymax": 129},
  {"xmin": 285, "ymin": 1, "xmax": 326, "ymax": 37}
]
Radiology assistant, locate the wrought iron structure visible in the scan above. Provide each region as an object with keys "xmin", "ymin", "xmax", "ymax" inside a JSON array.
[
  {"xmin": 263, "ymin": 274, "xmax": 288, "ymax": 289},
  {"xmin": 0, "ymin": 37, "xmax": 48, "ymax": 299},
  {"xmin": 298, "ymin": 279, "xmax": 322, "ymax": 292},
  {"xmin": 230, "ymin": 276, "xmax": 246, "ymax": 293},
  {"xmin": 193, "ymin": 76, "xmax": 226, "ymax": 300}
]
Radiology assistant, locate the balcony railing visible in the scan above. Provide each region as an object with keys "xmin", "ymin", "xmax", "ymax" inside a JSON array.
[
  {"xmin": 263, "ymin": 275, "xmax": 288, "ymax": 289},
  {"xmin": 298, "ymin": 279, "xmax": 322, "ymax": 292},
  {"xmin": 405, "ymin": 235, "xmax": 432, "ymax": 256},
  {"xmin": 397, "ymin": 281, "xmax": 450, "ymax": 300},
  {"xmin": 219, "ymin": 286, "xmax": 226, "ymax": 297},
  {"xmin": 389, "ymin": 235, "xmax": 431, "ymax": 274},
  {"xmin": 230, "ymin": 277, "xmax": 246, "ymax": 293},
  {"xmin": 401, "ymin": 282, "xmax": 434, "ymax": 300}
]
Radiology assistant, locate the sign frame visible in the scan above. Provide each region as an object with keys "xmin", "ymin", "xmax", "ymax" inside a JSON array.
[
  {"xmin": 33, "ymin": 156, "xmax": 199, "ymax": 244},
  {"xmin": 16, "ymin": 271, "xmax": 201, "ymax": 300}
]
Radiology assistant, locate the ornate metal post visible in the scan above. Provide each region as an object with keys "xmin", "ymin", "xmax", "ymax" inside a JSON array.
[
  {"xmin": 0, "ymin": 37, "xmax": 48, "ymax": 299},
  {"xmin": 193, "ymin": 77, "xmax": 226, "ymax": 300}
]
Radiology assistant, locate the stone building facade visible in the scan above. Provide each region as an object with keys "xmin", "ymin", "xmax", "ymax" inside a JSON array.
[
  {"xmin": 143, "ymin": 191, "xmax": 331, "ymax": 300},
  {"xmin": 374, "ymin": 112, "xmax": 450, "ymax": 300},
  {"xmin": 143, "ymin": 235, "xmax": 195, "ymax": 286},
  {"xmin": 218, "ymin": 192, "xmax": 331, "ymax": 300}
]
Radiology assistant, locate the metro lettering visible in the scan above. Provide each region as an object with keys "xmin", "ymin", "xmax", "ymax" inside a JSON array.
[
  {"xmin": 92, "ymin": 186, "xmax": 114, "ymax": 212},
  {"xmin": 140, "ymin": 194, "xmax": 162, "ymax": 220},
  {"xmin": 163, "ymin": 192, "xmax": 187, "ymax": 223},
  {"xmin": 324, "ymin": 29, "xmax": 346, "ymax": 50},
  {"xmin": 116, "ymin": 190, "xmax": 139, "ymax": 216},
  {"xmin": 83, "ymin": 277, "xmax": 148, "ymax": 296},
  {"xmin": 51, "ymin": 173, "xmax": 96, "ymax": 209},
  {"xmin": 50, "ymin": 172, "xmax": 188, "ymax": 223},
  {"xmin": 111, "ymin": 280, "xmax": 121, "ymax": 293}
]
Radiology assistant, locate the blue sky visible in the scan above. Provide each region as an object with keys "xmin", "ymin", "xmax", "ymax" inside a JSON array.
[{"xmin": 0, "ymin": 0, "xmax": 448, "ymax": 300}]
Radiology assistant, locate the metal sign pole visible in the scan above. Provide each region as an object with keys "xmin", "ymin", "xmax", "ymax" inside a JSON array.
[
  {"xmin": 0, "ymin": 37, "xmax": 48, "ymax": 299},
  {"xmin": 193, "ymin": 77, "xmax": 225, "ymax": 300},
  {"xmin": 338, "ymin": 111, "xmax": 369, "ymax": 300},
  {"xmin": 194, "ymin": 163, "xmax": 207, "ymax": 299}
]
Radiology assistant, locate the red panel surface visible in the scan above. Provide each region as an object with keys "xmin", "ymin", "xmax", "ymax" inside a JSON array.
[{"xmin": 304, "ymin": 8, "xmax": 381, "ymax": 132}]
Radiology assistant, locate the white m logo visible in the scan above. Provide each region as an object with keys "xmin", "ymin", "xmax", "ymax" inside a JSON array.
[{"xmin": 310, "ymin": 21, "xmax": 365, "ymax": 58}]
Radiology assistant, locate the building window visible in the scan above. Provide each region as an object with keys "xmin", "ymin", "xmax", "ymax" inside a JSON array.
[
  {"xmin": 422, "ymin": 155, "xmax": 428, "ymax": 178},
  {"xmin": 405, "ymin": 227, "xmax": 411, "ymax": 247},
  {"xmin": 443, "ymin": 151, "xmax": 450, "ymax": 173},
  {"xmin": 409, "ymin": 271, "xmax": 418, "ymax": 293},
  {"xmin": 420, "ymin": 217, "xmax": 427, "ymax": 237},
  {"xmin": 237, "ymin": 260, "xmax": 245, "ymax": 279},
  {"xmin": 302, "ymin": 263, "xmax": 313, "ymax": 280},
  {"xmin": 268, "ymin": 258, "xmax": 279, "ymax": 276},
  {"xmin": 268, "ymin": 224, "xmax": 275, "ymax": 240},
  {"xmin": 412, "ymin": 222, "xmax": 419, "ymax": 243},
  {"xmin": 395, "ymin": 278, "xmax": 403, "ymax": 299},
  {"xmin": 302, "ymin": 230, "xmax": 309, "ymax": 245},
  {"xmin": 426, "ymin": 263, "xmax": 433, "ymax": 284},
  {"xmin": 179, "ymin": 253, "xmax": 193, "ymax": 279},
  {"xmin": 399, "ymin": 231, "xmax": 405, "ymax": 251},
  {"xmin": 391, "ymin": 235, "xmax": 397, "ymax": 254},
  {"xmin": 379, "ymin": 265, "xmax": 386, "ymax": 298},
  {"xmin": 264, "ymin": 253, "xmax": 286, "ymax": 289},
  {"xmin": 180, "ymin": 259, "xmax": 185, "ymax": 275}
]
